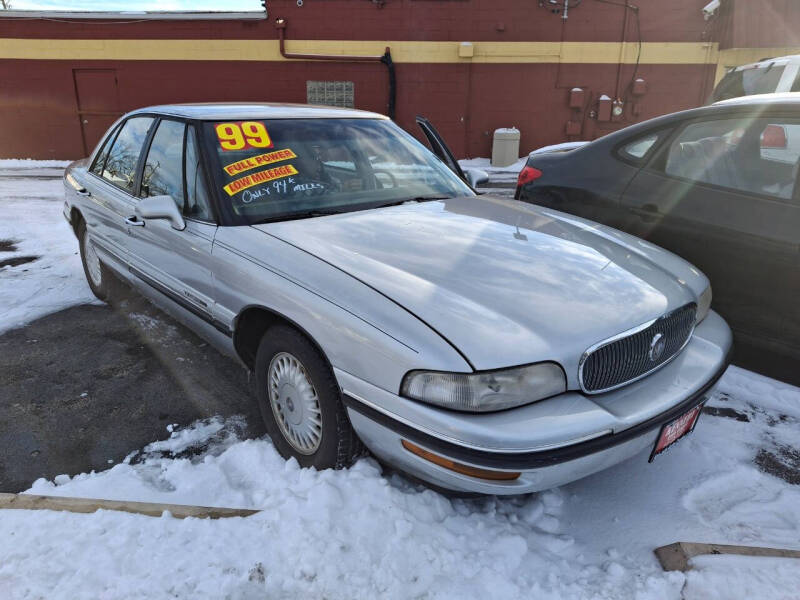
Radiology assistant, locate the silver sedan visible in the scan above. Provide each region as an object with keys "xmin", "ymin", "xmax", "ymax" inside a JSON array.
[{"xmin": 63, "ymin": 103, "xmax": 732, "ymax": 495}]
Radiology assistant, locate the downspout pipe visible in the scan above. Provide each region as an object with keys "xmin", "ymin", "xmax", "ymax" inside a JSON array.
[{"xmin": 275, "ymin": 18, "xmax": 396, "ymax": 120}]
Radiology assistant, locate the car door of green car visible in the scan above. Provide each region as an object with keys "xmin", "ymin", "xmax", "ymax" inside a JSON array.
[{"xmin": 619, "ymin": 111, "xmax": 800, "ymax": 381}]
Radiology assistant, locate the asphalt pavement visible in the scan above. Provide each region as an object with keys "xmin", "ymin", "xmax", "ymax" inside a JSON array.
[{"xmin": 0, "ymin": 295, "xmax": 263, "ymax": 493}]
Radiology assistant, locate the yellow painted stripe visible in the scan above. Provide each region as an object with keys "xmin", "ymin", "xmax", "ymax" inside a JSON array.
[{"xmin": 0, "ymin": 37, "xmax": 722, "ymax": 64}]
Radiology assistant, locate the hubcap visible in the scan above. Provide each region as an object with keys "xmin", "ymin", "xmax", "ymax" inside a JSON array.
[
  {"xmin": 83, "ymin": 233, "xmax": 102, "ymax": 287},
  {"xmin": 268, "ymin": 352, "xmax": 322, "ymax": 455}
]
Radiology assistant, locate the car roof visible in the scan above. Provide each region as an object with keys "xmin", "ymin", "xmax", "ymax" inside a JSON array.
[
  {"xmin": 712, "ymin": 92, "xmax": 800, "ymax": 107},
  {"xmin": 565, "ymin": 93, "xmax": 800, "ymax": 152},
  {"xmin": 126, "ymin": 102, "xmax": 389, "ymax": 121},
  {"xmin": 731, "ymin": 54, "xmax": 800, "ymax": 70}
]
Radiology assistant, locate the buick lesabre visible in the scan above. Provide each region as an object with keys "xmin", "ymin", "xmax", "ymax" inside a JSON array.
[{"xmin": 63, "ymin": 103, "xmax": 732, "ymax": 494}]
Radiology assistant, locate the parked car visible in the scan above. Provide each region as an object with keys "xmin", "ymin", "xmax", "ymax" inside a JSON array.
[
  {"xmin": 63, "ymin": 103, "xmax": 731, "ymax": 495},
  {"xmin": 709, "ymin": 55, "xmax": 800, "ymax": 103},
  {"xmin": 516, "ymin": 93, "xmax": 798, "ymax": 385}
]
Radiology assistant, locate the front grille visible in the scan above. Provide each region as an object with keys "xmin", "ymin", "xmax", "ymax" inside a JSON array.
[{"xmin": 579, "ymin": 303, "xmax": 697, "ymax": 394}]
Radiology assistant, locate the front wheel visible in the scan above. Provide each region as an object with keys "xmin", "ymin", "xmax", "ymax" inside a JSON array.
[{"xmin": 254, "ymin": 325, "xmax": 362, "ymax": 469}]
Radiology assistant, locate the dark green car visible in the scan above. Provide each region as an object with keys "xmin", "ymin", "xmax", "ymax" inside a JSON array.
[{"xmin": 517, "ymin": 93, "xmax": 800, "ymax": 384}]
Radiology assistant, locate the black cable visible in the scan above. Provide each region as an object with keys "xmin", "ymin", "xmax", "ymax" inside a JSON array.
[
  {"xmin": 594, "ymin": 0, "xmax": 641, "ymax": 103},
  {"xmin": 624, "ymin": 3, "xmax": 642, "ymax": 101}
]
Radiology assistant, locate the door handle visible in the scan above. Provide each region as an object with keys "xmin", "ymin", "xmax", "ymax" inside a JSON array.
[
  {"xmin": 125, "ymin": 216, "xmax": 145, "ymax": 227},
  {"xmin": 76, "ymin": 189, "xmax": 91, "ymax": 197}
]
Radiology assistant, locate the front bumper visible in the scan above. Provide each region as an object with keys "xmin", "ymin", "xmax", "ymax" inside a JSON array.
[{"xmin": 339, "ymin": 310, "xmax": 732, "ymax": 495}]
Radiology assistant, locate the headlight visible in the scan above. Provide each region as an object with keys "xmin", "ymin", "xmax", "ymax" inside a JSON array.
[
  {"xmin": 400, "ymin": 362, "xmax": 566, "ymax": 412},
  {"xmin": 696, "ymin": 285, "xmax": 712, "ymax": 324}
]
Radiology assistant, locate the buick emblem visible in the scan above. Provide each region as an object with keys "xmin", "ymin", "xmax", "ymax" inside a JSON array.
[{"xmin": 648, "ymin": 333, "xmax": 666, "ymax": 362}]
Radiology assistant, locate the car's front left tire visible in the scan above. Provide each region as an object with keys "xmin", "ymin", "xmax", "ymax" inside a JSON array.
[
  {"xmin": 78, "ymin": 220, "xmax": 112, "ymax": 302},
  {"xmin": 254, "ymin": 325, "xmax": 363, "ymax": 470}
]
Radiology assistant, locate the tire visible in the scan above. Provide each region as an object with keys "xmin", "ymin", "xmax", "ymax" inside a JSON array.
[
  {"xmin": 78, "ymin": 220, "xmax": 112, "ymax": 302},
  {"xmin": 254, "ymin": 325, "xmax": 362, "ymax": 469}
]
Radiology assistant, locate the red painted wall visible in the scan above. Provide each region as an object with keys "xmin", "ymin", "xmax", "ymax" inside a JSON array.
[
  {"xmin": 717, "ymin": 0, "xmax": 800, "ymax": 50},
  {"xmin": 0, "ymin": 0, "xmax": 720, "ymax": 159}
]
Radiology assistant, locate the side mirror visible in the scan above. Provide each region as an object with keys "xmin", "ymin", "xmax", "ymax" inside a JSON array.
[
  {"xmin": 136, "ymin": 195, "xmax": 185, "ymax": 231},
  {"xmin": 463, "ymin": 168, "xmax": 489, "ymax": 188}
]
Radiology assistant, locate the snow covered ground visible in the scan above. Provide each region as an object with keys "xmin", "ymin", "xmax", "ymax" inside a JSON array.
[
  {"xmin": 0, "ymin": 166, "xmax": 98, "ymax": 334},
  {"xmin": 459, "ymin": 156, "xmax": 528, "ymax": 183},
  {"xmin": 1, "ymin": 163, "xmax": 799, "ymax": 599}
]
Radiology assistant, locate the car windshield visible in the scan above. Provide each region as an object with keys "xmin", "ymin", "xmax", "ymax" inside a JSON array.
[
  {"xmin": 203, "ymin": 118, "xmax": 474, "ymax": 224},
  {"xmin": 710, "ymin": 64, "xmax": 786, "ymax": 102}
]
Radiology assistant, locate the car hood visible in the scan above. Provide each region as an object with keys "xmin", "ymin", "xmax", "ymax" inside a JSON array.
[{"xmin": 254, "ymin": 196, "xmax": 699, "ymax": 371}]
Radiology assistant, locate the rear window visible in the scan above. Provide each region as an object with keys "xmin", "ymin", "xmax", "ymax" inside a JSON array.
[
  {"xmin": 711, "ymin": 64, "xmax": 786, "ymax": 102},
  {"xmin": 203, "ymin": 118, "xmax": 473, "ymax": 224},
  {"xmin": 619, "ymin": 132, "xmax": 661, "ymax": 160}
]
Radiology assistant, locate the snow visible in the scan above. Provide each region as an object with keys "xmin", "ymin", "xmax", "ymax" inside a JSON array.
[
  {"xmin": 0, "ymin": 171, "xmax": 99, "ymax": 334},
  {"xmin": 529, "ymin": 141, "xmax": 591, "ymax": 156},
  {"xmin": 459, "ymin": 156, "xmax": 527, "ymax": 182},
  {"xmin": 0, "ymin": 159, "xmax": 73, "ymax": 169},
  {"xmin": 1, "ymin": 167, "xmax": 800, "ymax": 599}
]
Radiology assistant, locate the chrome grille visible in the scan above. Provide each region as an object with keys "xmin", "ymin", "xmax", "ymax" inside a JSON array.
[{"xmin": 579, "ymin": 303, "xmax": 697, "ymax": 394}]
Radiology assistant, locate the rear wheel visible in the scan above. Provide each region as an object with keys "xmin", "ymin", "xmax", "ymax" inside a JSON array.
[
  {"xmin": 254, "ymin": 325, "xmax": 362, "ymax": 469},
  {"xmin": 78, "ymin": 220, "xmax": 111, "ymax": 302}
]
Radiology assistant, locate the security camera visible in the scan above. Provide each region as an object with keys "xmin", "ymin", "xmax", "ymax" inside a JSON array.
[{"xmin": 702, "ymin": 0, "xmax": 720, "ymax": 20}]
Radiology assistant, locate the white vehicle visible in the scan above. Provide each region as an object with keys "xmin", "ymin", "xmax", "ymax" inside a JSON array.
[{"xmin": 710, "ymin": 55, "xmax": 800, "ymax": 103}]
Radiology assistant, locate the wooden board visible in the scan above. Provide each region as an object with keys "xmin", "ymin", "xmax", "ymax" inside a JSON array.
[
  {"xmin": 0, "ymin": 492, "xmax": 258, "ymax": 520},
  {"xmin": 655, "ymin": 541, "xmax": 800, "ymax": 572}
]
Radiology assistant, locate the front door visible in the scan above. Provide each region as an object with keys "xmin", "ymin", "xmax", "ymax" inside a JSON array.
[
  {"xmin": 415, "ymin": 115, "xmax": 467, "ymax": 181},
  {"xmin": 74, "ymin": 69, "xmax": 122, "ymax": 156},
  {"xmin": 621, "ymin": 113, "xmax": 800, "ymax": 376},
  {"xmin": 127, "ymin": 118, "xmax": 218, "ymax": 324}
]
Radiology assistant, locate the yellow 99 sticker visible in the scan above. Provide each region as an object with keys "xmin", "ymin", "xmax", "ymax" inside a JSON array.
[{"xmin": 214, "ymin": 121, "xmax": 273, "ymax": 151}]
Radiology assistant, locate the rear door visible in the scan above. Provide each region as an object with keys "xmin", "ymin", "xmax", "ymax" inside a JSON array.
[
  {"xmin": 621, "ymin": 112, "xmax": 800, "ymax": 369},
  {"xmin": 127, "ymin": 118, "xmax": 219, "ymax": 325},
  {"xmin": 83, "ymin": 116, "xmax": 155, "ymax": 273}
]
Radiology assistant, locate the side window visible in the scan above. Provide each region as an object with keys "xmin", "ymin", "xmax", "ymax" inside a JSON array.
[
  {"xmin": 102, "ymin": 117, "xmax": 154, "ymax": 193},
  {"xmin": 665, "ymin": 117, "xmax": 800, "ymax": 200},
  {"xmin": 90, "ymin": 124, "xmax": 119, "ymax": 176},
  {"xmin": 791, "ymin": 72, "xmax": 800, "ymax": 92},
  {"xmin": 141, "ymin": 119, "xmax": 185, "ymax": 210},
  {"xmin": 619, "ymin": 132, "xmax": 661, "ymax": 160},
  {"xmin": 185, "ymin": 126, "xmax": 213, "ymax": 221},
  {"xmin": 741, "ymin": 65, "xmax": 784, "ymax": 95}
]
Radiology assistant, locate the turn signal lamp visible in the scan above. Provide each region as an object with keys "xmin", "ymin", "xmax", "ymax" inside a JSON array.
[{"xmin": 401, "ymin": 440, "xmax": 521, "ymax": 481}]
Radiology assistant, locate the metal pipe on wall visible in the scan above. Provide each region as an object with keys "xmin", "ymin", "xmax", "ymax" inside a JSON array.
[{"xmin": 275, "ymin": 18, "xmax": 396, "ymax": 120}]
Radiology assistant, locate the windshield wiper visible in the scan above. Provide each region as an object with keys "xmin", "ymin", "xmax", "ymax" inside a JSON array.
[{"xmin": 251, "ymin": 209, "xmax": 342, "ymax": 225}]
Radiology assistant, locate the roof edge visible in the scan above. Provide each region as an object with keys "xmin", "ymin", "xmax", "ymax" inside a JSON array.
[{"xmin": 0, "ymin": 10, "xmax": 266, "ymax": 21}]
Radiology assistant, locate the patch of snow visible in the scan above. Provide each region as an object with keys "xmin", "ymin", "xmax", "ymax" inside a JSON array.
[
  {"xmin": 0, "ymin": 159, "xmax": 72, "ymax": 169},
  {"xmin": 529, "ymin": 141, "xmax": 591, "ymax": 156},
  {"xmin": 459, "ymin": 156, "xmax": 527, "ymax": 181},
  {"xmin": 684, "ymin": 555, "xmax": 800, "ymax": 600},
  {"xmin": 0, "ymin": 179, "xmax": 99, "ymax": 334}
]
